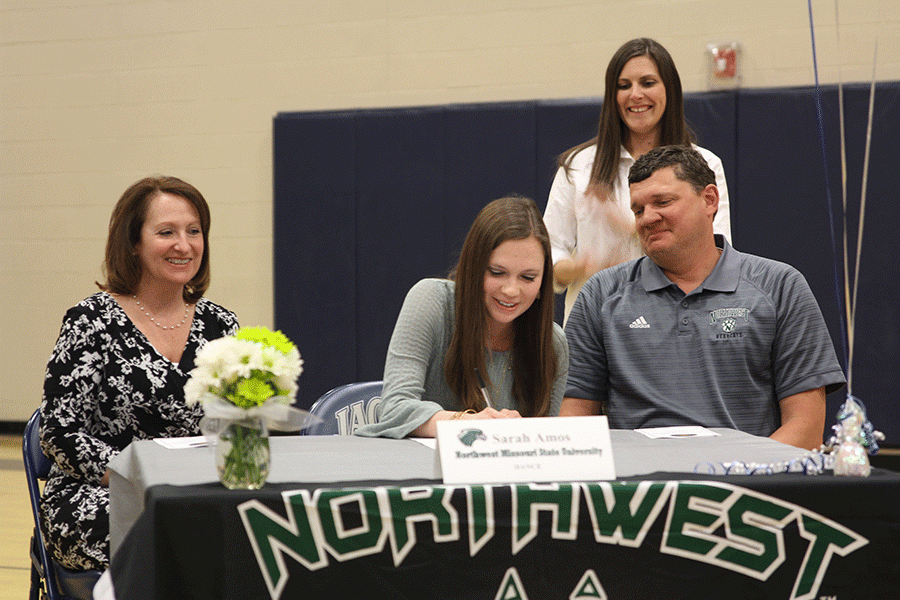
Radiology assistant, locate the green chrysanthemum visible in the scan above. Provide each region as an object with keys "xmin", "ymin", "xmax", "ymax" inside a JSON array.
[
  {"xmin": 228, "ymin": 377, "xmax": 275, "ymax": 409},
  {"xmin": 236, "ymin": 326, "xmax": 296, "ymax": 355}
]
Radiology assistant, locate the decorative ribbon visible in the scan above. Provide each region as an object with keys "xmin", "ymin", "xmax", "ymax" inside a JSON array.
[
  {"xmin": 827, "ymin": 395, "xmax": 883, "ymax": 455},
  {"xmin": 197, "ymin": 393, "xmax": 322, "ymax": 436},
  {"xmin": 695, "ymin": 396, "xmax": 885, "ymax": 477},
  {"xmin": 695, "ymin": 452, "xmax": 829, "ymax": 477},
  {"xmin": 808, "ymin": 0, "xmax": 880, "ymax": 394},
  {"xmin": 807, "ymin": 0, "xmax": 849, "ymax": 374}
]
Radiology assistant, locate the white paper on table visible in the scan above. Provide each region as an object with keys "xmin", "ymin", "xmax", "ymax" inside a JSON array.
[
  {"xmin": 634, "ymin": 426, "xmax": 720, "ymax": 439},
  {"xmin": 154, "ymin": 436, "xmax": 209, "ymax": 449},
  {"xmin": 409, "ymin": 437, "xmax": 437, "ymax": 449}
]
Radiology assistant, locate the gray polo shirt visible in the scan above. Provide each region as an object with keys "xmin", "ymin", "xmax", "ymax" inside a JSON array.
[{"xmin": 565, "ymin": 236, "xmax": 846, "ymax": 436}]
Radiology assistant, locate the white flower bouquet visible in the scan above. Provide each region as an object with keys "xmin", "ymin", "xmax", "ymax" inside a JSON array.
[
  {"xmin": 184, "ymin": 326, "xmax": 314, "ymax": 489},
  {"xmin": 185, "ymin": 326, "xmax": 303, "ymax": 409}
]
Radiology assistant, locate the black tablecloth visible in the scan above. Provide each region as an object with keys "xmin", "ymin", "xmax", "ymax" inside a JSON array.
[{"xmin": 107, "ymin": 435, "xmax": 900, "ymax": 599}]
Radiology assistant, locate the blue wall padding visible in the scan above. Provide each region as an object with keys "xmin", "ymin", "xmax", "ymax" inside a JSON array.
[{"xmin": 274, "ymin": 82, "xmax": 899, "ymax": 443}]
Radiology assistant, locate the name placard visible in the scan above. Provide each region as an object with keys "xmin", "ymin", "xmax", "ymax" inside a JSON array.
[{"xmin": 435, "ymin": 416, "xmax": 615, "ymax": 484}]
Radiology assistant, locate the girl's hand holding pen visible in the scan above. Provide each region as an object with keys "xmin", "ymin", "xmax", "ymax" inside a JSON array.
[
  {"xmin": 412, "ymin": 405, "xmax": 521, "ymax": 437},
  {"xmin": 451, "ymin": 407, "xmax": 522, "ymax": 421}
]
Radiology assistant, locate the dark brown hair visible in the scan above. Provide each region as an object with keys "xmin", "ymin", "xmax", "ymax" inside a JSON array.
[
  {"xmin": 97, "ymin": 175, "xmax": 211, "ymax": 303},
  {"xmin": 445, "ymin": 196, "xmax": 558, "ymax": 416},
  {"xmin": 628, "ymin": 144, "xmax": 716, "ymax": 192},
  {"xmin": 559, "ymin": 38, "xmax": 695, "ymax": 196}
]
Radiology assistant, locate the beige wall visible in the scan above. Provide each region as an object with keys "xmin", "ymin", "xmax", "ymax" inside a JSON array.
[{"xmin": 1, "ymin": 0, "xmax": 897, "ymax": 421}]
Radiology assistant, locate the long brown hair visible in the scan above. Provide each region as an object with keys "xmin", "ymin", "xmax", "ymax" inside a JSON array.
[
  {"xmin": 444, "ymin": 196, "xmax": 558, "ymax": 416},
  {"xmin": 97, "ymin": 175, "xmax": 211, "ymax": 303},
  {"xmin": 559, "ymin": 38, "xmax": 694, "ymax": 197}
]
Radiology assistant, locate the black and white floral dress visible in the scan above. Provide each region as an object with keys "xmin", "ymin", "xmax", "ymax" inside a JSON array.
[{"xmin": 40, "ymin": 292, "xmax": 238, "ymax": 571}]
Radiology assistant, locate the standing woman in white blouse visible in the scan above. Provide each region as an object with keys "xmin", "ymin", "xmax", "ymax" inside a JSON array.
[{"xmin": 544, "ymin": 38, "xmax": 732, "ymax": 320}]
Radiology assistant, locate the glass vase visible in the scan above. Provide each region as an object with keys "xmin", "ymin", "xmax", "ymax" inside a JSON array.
[{"xmin": 215, "ymin": 415, "xmax": 270, "ymax": 489}]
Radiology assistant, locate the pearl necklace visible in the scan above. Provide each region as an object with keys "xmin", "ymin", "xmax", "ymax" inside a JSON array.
[{"xmin": 133, "ymin": 295, "xmax": 190, "ymax": 330}]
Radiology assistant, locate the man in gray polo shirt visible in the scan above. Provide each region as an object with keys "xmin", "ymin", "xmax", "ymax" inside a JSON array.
[{"xmin": 561, "ymin": 145, "xmax": 845, "ymax": 449}]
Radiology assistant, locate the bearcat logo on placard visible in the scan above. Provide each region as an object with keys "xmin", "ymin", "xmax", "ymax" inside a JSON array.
[
  {"xmin": 458, "ymin": 429, "xmax": 486, "ymax": 446},
  {"xmin": 238, "ymin": 481, "xmax": 868, "ymax": 600}
]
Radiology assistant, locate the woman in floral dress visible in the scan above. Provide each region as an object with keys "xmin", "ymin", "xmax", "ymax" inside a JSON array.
[{"xmin": 40, "ymin": 175, "xmax": 238, "ymax": 571}]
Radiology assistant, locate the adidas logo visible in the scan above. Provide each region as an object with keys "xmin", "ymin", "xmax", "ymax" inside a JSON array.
[{"xmin": 629, "ymin": 316, "xmax": 650, "ymax": 329}]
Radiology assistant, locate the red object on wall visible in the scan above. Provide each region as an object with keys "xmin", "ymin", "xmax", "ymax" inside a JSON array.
[{"xmin": 713, "ymin": 47, "xmax": 737, "ymax": 78}]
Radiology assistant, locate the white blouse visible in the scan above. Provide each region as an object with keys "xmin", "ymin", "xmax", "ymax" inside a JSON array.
[{"xmin": 543, "ymin": 143, "xmax": 732, "ymax": 319}]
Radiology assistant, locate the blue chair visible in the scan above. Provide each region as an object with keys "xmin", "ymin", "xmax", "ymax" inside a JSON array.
[
  {"xmin": 303, "ymin": 381, "xmax": 383, "ymax": 435},
  {"xmin": 23, "ymin": 409, "xmax": 102, "ymax": 600}
]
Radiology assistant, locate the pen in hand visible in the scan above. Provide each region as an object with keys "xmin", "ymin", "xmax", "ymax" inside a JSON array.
[{"xmin": 474, "ymin": 368, "xmax": 494, "ymax": 409}]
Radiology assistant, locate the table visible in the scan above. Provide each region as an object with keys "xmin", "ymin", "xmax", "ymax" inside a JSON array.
[{"xmin": 107, "ymin": 430, "xmax": 900, "ymax": 599}]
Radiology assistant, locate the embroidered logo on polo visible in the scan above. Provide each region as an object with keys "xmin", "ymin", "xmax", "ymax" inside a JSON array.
[
  {"xmin": 629, "ymin": 316, "xmax": 650, "ymax": 329},
  {"xmin": 709, "ymin": 307, "xmax": 749, "ymax": 338}
]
